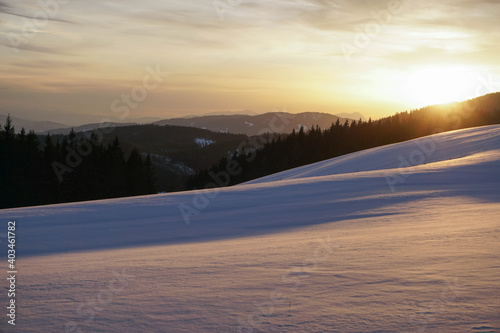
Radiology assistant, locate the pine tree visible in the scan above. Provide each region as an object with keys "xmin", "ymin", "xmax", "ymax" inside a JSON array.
[
  {"xmin": 126, "ymin": 148, "xmax": 147, "ymax": 196},
  {"xmin": 144, "ymin": 154, "xmax": 157, "ymax": 194}
]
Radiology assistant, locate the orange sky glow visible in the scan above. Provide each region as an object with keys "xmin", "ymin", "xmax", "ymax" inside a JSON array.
[{"xmin": 1, "ymin": 0, "xmax": 499, "ymax": 125}]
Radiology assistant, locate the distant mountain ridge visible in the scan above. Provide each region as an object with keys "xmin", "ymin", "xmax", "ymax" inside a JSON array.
[
  {"xmin": 43, "ymin": 122, "xmax": 138, "ymax": 135},
  {"xmin": 3, "ymin": 111, "xmax": 361, "ymax": 136},
  {"xmin": 336, "ymin": 112, "xmax": 366, "ymax": 121},
  {"xmin": 154, "ymin": 112, "xmax": 355, "ymax": 136},
  {"xmin": 0, "ymin": 114, "xmax": 68, "ymax": 133}
]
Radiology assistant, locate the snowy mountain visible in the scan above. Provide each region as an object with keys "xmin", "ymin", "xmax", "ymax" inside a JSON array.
[{"xmin": 1, "ymin": 125, "xmax": 499, "ymax": 332}]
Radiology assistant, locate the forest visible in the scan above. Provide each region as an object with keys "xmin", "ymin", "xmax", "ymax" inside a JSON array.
[
  {"xmin": 0, "ymin": 119, "xmax": 156, "ymax": 209},
  {"xmin": 187, "ymin": 95, "xmax": 500, "ymax": 189},
  {"xmin": 2, "ymin": 93, "xmax": 500, "ymax": 209}
]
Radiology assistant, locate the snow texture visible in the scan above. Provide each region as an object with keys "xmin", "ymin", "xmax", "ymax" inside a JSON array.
[
  {"xmin": 0, "ymin": 125, "xmax": 499, "ymax": 332},
  {"xmin": 195, "ymin": 138, "xmax": 215, "ymax": 148}
]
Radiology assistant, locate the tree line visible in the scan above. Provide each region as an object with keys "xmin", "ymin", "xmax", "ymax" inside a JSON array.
[
  {"xmin": 187, "ymin": 97, "xmax": 500, "ymax": 189},
  {"xmin": 2, "ymin": 93, "xmax": 499, "ymax": 209},
  {"xmin": 0, "ymin": 116, "xmax": 156, "ymax": 209}
]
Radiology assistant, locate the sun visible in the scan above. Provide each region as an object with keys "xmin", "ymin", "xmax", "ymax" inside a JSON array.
[{"xmin": 406, "ymin": 66, "xmax": 477, "ymax": 106}]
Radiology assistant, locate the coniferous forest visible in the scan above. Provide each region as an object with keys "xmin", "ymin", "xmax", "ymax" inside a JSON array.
[
  {"xmin": 187, "ymin": 96, "xmax": 500, "ymax": 189},
  {"xmin": 0, "ymin": 116, "xmax": 156, "ymax": 209},
  {"xmin": 2, "ymin": 93, "xmax": 500, "ymax": 209}
]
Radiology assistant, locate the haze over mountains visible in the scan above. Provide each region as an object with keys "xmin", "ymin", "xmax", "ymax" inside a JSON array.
[
  {"xmin": 154, "ymin": 112, "xmax": 358, "ymax": 136},
  {"xmin": 1, "ymin": 111, "xmax": 363, "ymax": 136},
  {"xmin": 10, "ymin": 91, "xmax": 500, "ymax": 137},
  {"xmin": 0, "ymin": 114, "xmax": 68, "ymax": 133},
  {"xmin": 2, "ymin": 92, "xmax": 498, "ymax": 201}
]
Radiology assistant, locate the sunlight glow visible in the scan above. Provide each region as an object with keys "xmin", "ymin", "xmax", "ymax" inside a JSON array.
[{"xmin": 406, "ymin": 66, "xmax": 478, "ymax": 106}]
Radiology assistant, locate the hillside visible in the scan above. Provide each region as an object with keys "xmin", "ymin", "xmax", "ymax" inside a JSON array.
[
  {"xmin": 38, "ymin": 124, "xmax": 249, "ymax": 194},
  {"xmin": 247, "ymin": 124, "xmax": 500, "ymax": 184},
  {"xmin": 0, "ymin": 114, "xmax": 68, "ymax": 133},
  {"xmin": 18, "ymin": 111, "xmax": 356, "ymax": 136},
  {"xmin": 2, "ymin": 125, "xmax": 499, "ymax": 332},
  {"xmin": 154, "ymin": 111, "xmax": 354, "ymax": 136},
  {"xmin": 43, "ymin": 122, "xmax": 138, "ymax": 135},
  {"xmin": 0, "ymin": 120, "xmax": 251, "ymax": 209},
  {"xmin": 188, "ymin": 93, "xmax": 500, "ymax": 189}
]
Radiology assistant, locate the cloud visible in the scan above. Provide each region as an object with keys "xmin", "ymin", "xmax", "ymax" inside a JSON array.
[
  {"xmin": 252, "ymin": 0, "xmax": 499, "ymax": 43},
  {"xmin": 0, "ymin": 0, "xmax": 10, "ymax": 11},
  {"xmin": 2, "ymin": 10, "xmax": 73, "ymax": 24},
  {"xmin": 0, "ymin": 0, "xmax": 73, "ymax": 24},
  {"xmin": 0, "ymin": 41, "xmax": 71, "ymax": 55},
  {"xmin": 0, "ymin": 0, "xmax": 499, "ymax": 120}
]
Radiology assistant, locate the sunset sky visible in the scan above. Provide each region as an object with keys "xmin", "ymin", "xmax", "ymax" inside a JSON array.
[{"xmin": 1, "ymin": 0, "xmax": 499, "ymax": 124}]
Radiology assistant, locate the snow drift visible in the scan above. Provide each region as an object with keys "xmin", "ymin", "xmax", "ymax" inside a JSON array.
[{"xmin": 0, "ymin": 125, "xmax": 499, "ymax": 332}]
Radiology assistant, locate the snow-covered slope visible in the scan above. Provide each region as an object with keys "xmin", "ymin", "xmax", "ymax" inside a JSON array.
[
  {"xmin": 1, "ymin": 125, "xmax": 499, "ymax": 332},
  {"xmin": 247, "ymin": 125, "xmax": 500, "ymax": 184}
]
